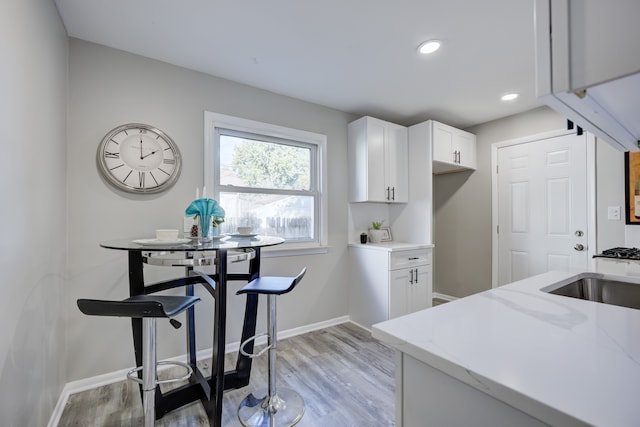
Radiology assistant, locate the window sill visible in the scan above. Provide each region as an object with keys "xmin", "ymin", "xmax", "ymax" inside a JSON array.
[{"xmin": 261, "ymin": 243, "xmax": 330, "ymax": 257}]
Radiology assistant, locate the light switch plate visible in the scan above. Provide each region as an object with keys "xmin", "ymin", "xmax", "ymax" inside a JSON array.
[{"xmin": 608, "ymin": 206, "xmax": 621, "ymax": 220}]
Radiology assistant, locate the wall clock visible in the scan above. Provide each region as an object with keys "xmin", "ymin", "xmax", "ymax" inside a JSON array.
[{"xmin": 97, "ymin": 123, "xmax": 182, "ymax": 194}]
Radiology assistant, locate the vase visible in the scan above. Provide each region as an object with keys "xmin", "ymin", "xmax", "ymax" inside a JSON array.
[
  {"xmin": 199, "ymin": 215, "xmax": 212, "ymax": 242},
  {"xmin": 369, "ymin": 229, "xmax": 384, "ymax": 243}
]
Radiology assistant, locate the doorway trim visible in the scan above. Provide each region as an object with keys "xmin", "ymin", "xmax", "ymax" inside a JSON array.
[{"xmin": 490, "ymin": 128, "xmax": 597, "ymax": 288}]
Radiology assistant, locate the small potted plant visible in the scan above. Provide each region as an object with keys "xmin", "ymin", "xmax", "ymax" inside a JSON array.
[{"xmin": 369, "ymin": 220, "xmax": 385, "ymax": 243}]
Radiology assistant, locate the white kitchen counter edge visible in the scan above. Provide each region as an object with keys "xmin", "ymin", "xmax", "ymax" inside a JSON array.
[{"xmin": 372, "ymin": 260, "xmax": 640, "ymax": 427}]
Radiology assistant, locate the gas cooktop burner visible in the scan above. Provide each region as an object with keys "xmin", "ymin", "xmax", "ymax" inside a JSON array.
[{"xmin": 594, "ymin": 247, "xmax": 640, "ymax": 260}]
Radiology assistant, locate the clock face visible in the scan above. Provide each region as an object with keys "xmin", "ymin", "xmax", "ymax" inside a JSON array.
[{"xmin": 97, "ymin": 123, "xmax": 181, "ymax": 193}]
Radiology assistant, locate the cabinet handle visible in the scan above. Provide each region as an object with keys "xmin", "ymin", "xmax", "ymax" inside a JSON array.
[
  {"xmin": 408, "ymin": 257, "xmax": 420, "ymax": 260},
  {"xmin": 409, "ymin": 269, "xmax": 414, "ymax": 284},
  {"xmin": 386, "ymin": 186, "xmax": 390, "ymax": 200},
  {"xmin": 392, "ymin": 187, "xmax": 395, "ymax": 201},
  {"xmin": 414, "ymin": 268, "xmax": 418, "ymax": 283}
]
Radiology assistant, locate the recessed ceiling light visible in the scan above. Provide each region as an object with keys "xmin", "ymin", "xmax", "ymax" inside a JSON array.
[
  {"xmin": 418, "ymin": 40, "xmax": 441, "ymax": 55},
  {"xmin": 501, "ymin": 93, "xmax": 519, "ymax": 101}
]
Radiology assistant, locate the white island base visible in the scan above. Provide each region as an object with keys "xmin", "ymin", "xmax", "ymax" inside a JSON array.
[{"xmin": 396, "ymin": 352, "xmax": 548, "ymax": 426}]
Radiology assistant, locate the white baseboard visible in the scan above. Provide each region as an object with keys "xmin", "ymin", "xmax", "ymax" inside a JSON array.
[
  {"xmin": 433, "ymin": 292, "xmax": 458, "ymax": 302},
  {"xmin": 47, "ymin": 315, "xmax": 350, "ymax": 427}
]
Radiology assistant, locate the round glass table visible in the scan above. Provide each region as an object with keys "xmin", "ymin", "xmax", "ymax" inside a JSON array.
[{"xmin": 99, "ymin": 235, "xmax": 284, "ymax": 426}]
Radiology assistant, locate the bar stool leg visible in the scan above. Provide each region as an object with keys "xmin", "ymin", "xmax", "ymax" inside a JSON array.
[
  {"xmin": 142, "ymin": 317, "xmax": 156, "ymax": 427},
  {"xmin": 238, "ymin": 295, "xmax": 305, "ymax": 427}
]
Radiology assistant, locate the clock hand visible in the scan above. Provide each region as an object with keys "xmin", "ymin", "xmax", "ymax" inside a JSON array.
[
  {"xmin": 140, "ymin": 135, "xmax": 144, "ymax": 159},
  {"xmin": 141, "ymin": 150, "xmax": 159, "ymax": 159}
]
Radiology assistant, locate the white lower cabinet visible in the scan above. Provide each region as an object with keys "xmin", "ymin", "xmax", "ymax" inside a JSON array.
[{"xmin": 349, "ymin": 245, "xmax": 432, "ymax": 329}]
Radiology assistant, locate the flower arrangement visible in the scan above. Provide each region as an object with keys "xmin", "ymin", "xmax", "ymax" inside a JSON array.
[{"xmin": 211, "ymin": 216, "xmax": 225, "ymax": 228}]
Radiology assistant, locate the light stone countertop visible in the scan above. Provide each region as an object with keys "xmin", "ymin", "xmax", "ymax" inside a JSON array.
[{"xmin": 372, "ymin": 259, "xmax": 640, "ymax": 427}]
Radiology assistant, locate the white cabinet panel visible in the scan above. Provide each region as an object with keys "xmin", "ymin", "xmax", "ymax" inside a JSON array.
[
  {"xmin": 430, "ymin": 120, "xmax": 476, "ymax": 174},
  {"xmin": 348, "ymin": 116, "xmax": 408, "ymax": 203},
  {"xmin": 390, "ymin": 249, "xmax": 430, "ymax": 270},
  {"xmin": 534, "ymin": 0, "xmax": 640, "ymax": 151},
  {"xmin": 399, "ymin": 354, "xmax": 547, "ymax": 427},
  {"xmin": 389, "ymin": 268, "xmax": 411, "ymax": 319},
  {"xmin": 349, "ymin": 246, "xmax": 432, "ymax": 329}
]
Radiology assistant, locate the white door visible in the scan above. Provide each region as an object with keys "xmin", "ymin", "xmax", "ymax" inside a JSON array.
[{"xmin": 495, "ymin": 132, "xmax": 591, "ymax": 286}]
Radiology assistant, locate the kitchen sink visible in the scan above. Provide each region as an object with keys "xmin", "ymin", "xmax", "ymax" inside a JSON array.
[{"xmin": 545, "ymin": 275, "xmax": 640, "ymax": 310}]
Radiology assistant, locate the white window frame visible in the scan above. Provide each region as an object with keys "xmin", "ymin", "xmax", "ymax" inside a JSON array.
[{"xmin": 204, "ymin": 111, "xmax": 328, "ymax": 255}]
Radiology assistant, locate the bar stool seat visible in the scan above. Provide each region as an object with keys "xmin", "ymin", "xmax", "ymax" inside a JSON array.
[
  {"xmin": 77, "ymin": 294, "xmax": 200, "ymax": 427},
  {"xmin": 236, "ymin": 268, "xmax": 306, "ymax": 427}
]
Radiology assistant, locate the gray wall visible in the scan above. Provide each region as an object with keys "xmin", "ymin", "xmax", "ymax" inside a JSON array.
[
  {"xmin": 433, "ymin": 106, "xmax": 627, "ymax": 298},
  {"xmin": 596, "ymin": 138, "xmax": 626, "ymax": 251},
  {"xmin": 0, "ymin": 0, "xmax": 68, "ymax": 425},
  {"xmin": 65, "ymin": 39, "xmax": 354, "ymax": 381}
]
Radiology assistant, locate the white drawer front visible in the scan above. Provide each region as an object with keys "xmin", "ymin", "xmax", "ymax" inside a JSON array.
[{"xmin": 390, "ymin": 249, "xmax": 431, "ymax": 270}]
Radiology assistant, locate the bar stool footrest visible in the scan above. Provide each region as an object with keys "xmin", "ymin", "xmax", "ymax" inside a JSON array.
[
  {"xmin": 126, "ymin": 360, "xmax": 193, "ymax": 386},
  {"xmin": 239, "ymin": 332, "xmax": 271, "ymax": 358}
]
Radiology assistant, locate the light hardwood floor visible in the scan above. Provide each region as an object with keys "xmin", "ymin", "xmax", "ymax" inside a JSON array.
[{"xmin": 58, "ymin": 323, "xmax": 395, "ymax": 426}]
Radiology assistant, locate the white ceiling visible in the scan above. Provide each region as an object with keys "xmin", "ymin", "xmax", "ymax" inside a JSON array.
[{"xmin": 54, "ymin": 0, "xmax": 543, "ymax": 128}]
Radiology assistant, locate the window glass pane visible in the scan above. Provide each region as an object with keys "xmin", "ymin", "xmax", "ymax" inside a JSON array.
[
  {"xmin": 219, "ymin": 192, "xmax": 314, "ymax": 240},
  {"xmin": 219, "ymin": 134, "xmax": 311, "ymax": 191}
]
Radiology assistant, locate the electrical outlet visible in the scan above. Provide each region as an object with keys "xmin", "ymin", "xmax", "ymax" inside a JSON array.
[{"xmin": 608, "ymin": 206, "xmax": 621, "ymax": 221}]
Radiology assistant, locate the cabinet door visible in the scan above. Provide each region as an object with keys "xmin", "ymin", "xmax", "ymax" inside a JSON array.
[
  {"xmin": 408, "ymin": 266, "xmax": 432, "ymax": 313},
  {"xmin": 547, "ymin": 0, "xmax": 640, "ymax": 92},
  {"xmin": 432, "ymin": 123, "xmax": 454, "ymax": 164},
  {"xmin": 366, "ymin": 119, "xmax": 388, "ymax": 202},
  {"xmin": 455, "ymin": 130, "xmax": 476, "ymax": 170},
  {"xmin": 390, "ymin": 265, "xmax": 432, "ymax": 318},
  {"xmin": 432, "ymin": 121, "xmax": 476, "ymax": 174},
  {"xmin": 386, "ymin": 124, "xmax": 409, "ymax": 203},
  {"xmin": 389, "ymin": 268, "xmax": 411, "ymax": 319}
]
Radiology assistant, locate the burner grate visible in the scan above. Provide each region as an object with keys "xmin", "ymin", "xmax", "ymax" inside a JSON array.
[{"xmin": 594, "ymin": 247, "xmax": 640, "ymax": 260}]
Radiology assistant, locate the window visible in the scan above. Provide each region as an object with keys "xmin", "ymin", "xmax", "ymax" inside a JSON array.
[{"xmin": 205, "ymin": 112, "xmax": 327, "ymax": 250}]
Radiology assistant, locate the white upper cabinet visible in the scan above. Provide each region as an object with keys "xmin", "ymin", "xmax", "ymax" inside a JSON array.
[
  {"xmin": 534, "ymin": 0, "xmax": 640, "ymax": 151},
  {"xmin": 348, "ymin": 116, "xmax": 408, "ymax": 203},
  {"xmin": 431, "ymin": 120, "xmax": 476, "ymax": 174}
]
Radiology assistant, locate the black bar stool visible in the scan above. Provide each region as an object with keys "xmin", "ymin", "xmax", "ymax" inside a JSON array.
[
  {"xmin": 77, "ymin": 295, "xmax": 200, "ymax": 427},
  {"xmin": 236, "ymin": 268, "xmax": 307, "ymax": 427}
]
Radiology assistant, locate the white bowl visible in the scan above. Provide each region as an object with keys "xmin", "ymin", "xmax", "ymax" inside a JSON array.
[
  {"xmin": 237, "ymin": 227, "xmax": 253, "ymax": 235},
  {"xmin": 156, "ymin": 229, "xmax": 179, "ymax": 241}
]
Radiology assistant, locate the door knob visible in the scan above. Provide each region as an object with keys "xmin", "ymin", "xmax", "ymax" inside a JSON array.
[{"xmin": 574, "ymin": 244, "xmax": 585, "ymax": 251}]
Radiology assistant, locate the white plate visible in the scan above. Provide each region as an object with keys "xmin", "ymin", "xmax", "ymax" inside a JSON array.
[
  {"xmin": 132, "ymin": 238, "xmax": 191, "ymax": 246},
  {"xmin": 227, "ymin": 233, "xmax": 259, "ymax": 238}
]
